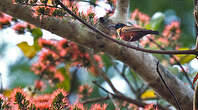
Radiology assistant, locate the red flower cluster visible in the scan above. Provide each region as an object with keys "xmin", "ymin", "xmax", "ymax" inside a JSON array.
[
  {"xmin": 162, "ymin": 21, "xmax": 181, "ymax": 41},
  {"xmin": 32, "ymin": 94, "xmax": 52, "ymax": 109},
  {"xmin": 32, "ymin": 38, "xmax": 103, "ymax": 86},
  {"xmin": 144, "ymin": 104, "xmax": 158, "ymax": 110},
  {"xmin": 10, "ymin": 88, "xmax": 31, "ymax": 110},
  {"xmin": 131, "ymin": 9, "xmax": 150, "ymax": 26},
  {"xmin": 7, "ymin": 88, "xmax": 69, "ymax": 110},
  {"xmin": 12, "ymin": 23, "xmax": 27, "ymax": 34},
  {"xmin": 32, "ymin": 6, "xmax": 56, "ymax": 18},
  {"xmin": 34, "ymin": 80, "xmax": 45, "ymax": 90},
  {"xmin": 0, "ymin": 94, "xmax": 10, "ymax": 109},
  {"xmin": 78, "ymin": 84, "xmax": 93, "ymax": 99},
  {"xmin": 0, "ymin": 13, "xmax": 12, "ymax": 29},
  {"xmin": 90, "ymin": 104, "xmax": 108, "ymax": 110},
  {"xmin": 0, "ymin": 88, "xmax": 110, "ymax": 110},
  {"xmin": 71, "ymin": 103, "xmax": 108, "ymax": 110}
]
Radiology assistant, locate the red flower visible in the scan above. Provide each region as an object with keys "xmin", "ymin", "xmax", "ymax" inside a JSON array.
[
  {"xmin": 31, "ymin": 61, "xmax": 46, "ymax": 75},
  {"xmin": 32, "ymin": 94, "xmax": 51, "ymax": 109},
  {"xmin": 39, "ymin": 49, "xmax": 59, "ymax": 65},
  {"xmin": 131, "ymin": 9, "xmax": 140, "ymax": 20},
  {"xmin": 70, "ymin": 42, "xmax": 80, "ymax": 60},
  {"xmin": 12, "ymin": 23, "xmax": 27, "ymax": 32},
  {"xmin": 144, "ymin": 104, "xmax": 158, "ymax": 110},
  {"xmin": 10, "ymin": 88, "xmax": 30, "ymax": 109},
  {"xmin": 35, "ymin": 80, "xmax": 44, "ymax": 90},
  {"xmin": 50, "ymin": 89, "xmax": 69, "ymax": 109},
  {"xmin": 70, "ymin": 103, "xmax": 85, "ymax": 110},
  {"xmin": 54, "ymin": 71, "xmax": 65, "ymax": 82},
  {"xmin": 94, "ymin": 55, "xmax": 103, "ymax": 68},
  {"xmin": 57, "ymin": 39, "xmax": 69, "ymax": 57},
  {"xmin": 38, "ymin": 38, "xmax": 57, "ymax": 50},
  {"xmin": 78, "ymin": 84, "xmax": 93, "ymax": 98},
  {"xmin": 131, "ymin": 9, "xmax": 150, "ymax": 25},
  {"xmin": 162, "ymin": 21, "xmax": 181, "ymax": 38},
  {"xmin": 90, "ymin": 104, "xmax": 108, "ymax": 110}
]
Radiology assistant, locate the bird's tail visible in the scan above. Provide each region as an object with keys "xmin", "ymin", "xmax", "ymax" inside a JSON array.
[{"xmin": 148, "ymin": 30, "xmax": 159, "ymax": 35}]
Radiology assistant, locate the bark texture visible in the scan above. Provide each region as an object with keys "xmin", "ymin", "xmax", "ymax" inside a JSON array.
[
  {"xmin": 0, "ymin": 0, "xmax": 194, "ymax": 109},
  {"xmin": 109, "ymin": 0, "xmax": 130, "ymax": 24}
]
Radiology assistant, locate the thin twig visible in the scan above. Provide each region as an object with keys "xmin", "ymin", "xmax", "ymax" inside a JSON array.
[
  {"xmin": 137, "ymin": 85, "xmax": 149, "ymax": 100},
  {"xmin": 68, "ymin": 68, "xmax": 78, "ymax": 95},
  {"xmin": 92, "ymin": 80, "xmax": 168, "ymax": 110},
  {"xmin": 156, "ymin": 61, "xmax": 182, "ymax": 110},
  {"xmin": 82, "ymin": 96, "xmax": 109, "ymax": 104},
  {"xmin": 56, "ymin": 0, "xmax": 198, "ymax": 55},
  {"xmin": 88, "ymin": 50, "xmax": 123, "ymax": 95},
  {"xmin": 148, "ymin": 38, "xmax": 193, "ymax": 89},
  {"xmin": 112, "ymin": 63, "xmax": 136, "ymax": 95}
]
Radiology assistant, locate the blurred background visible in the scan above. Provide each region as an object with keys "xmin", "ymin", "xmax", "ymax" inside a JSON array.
[{"xmin": 0, "ymin": 0, "xmax": 197, "ymax": 109}]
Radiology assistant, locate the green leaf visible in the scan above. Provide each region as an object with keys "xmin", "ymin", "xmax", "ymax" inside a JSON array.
[
  {"xmin": 56, "ymin": 67, "xmax": 71, "ymax": 91},
  {"xmin": 90, "ymin": 0, "xmax": 97, "ymax": 4},
  {"xmin": 101, "ymin": 54, "xmax": 112, "ymax": 72},
  {"xmin": 33, "ymin": 39, "xmax": 42, "ymax": 51},
  {"xmin": 145, "ymin": 12, "xmax": 164, "ymax": 30},
  {"xmin": 178, "ymin": 55, "xmax": 195, "ymax": 64},
  {"xmin": 17, "ymin": 42, "xmax": 37, "ymax": 58},
  {"xmin": 31, "ymin": 28, "xmax": 43, "ymax": 40},
  {"xmin": 176, "ymin": 48, "xmax": 196, "ymax": 64}
]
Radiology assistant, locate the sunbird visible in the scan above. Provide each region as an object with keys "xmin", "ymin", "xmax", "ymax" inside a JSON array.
[{"xmin": 115, "ymin": 23, "xmax": 159, "ymax": 42}]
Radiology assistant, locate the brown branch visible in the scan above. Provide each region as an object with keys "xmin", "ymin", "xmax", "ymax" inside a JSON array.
[
  {"xmin": 92, "ymin": 80, "xmax": 168, "ymax": 110},
  {"xmin": 148, "ymin": 38, "xmax": 193, "ymax": 89},
  {"xmin": 112, "ymin": 62, "xmax": 136, "ymax": 95},
  {"xmin": 193, "ymin": 82, "xmax": 198, "ymax": 110},
  {"xmin": 194, "ymin": 0, "xmax": 198, "ymax": 50},
  {"xmin": 156, "ymin": 61, "xmax": 182, "ymax": 110},
  {"xmin": 82, "ymin": 96, "xmax": 109, "ymax": 104}
]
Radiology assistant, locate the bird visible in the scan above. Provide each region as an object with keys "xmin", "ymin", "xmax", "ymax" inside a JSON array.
[{"xmin": 115, "ymin": 23, "xmax": 159, "ymax": 42}]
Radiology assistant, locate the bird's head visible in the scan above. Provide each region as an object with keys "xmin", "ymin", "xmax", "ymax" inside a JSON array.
[{"xmin": 115, "ymin": 23, "xmax": 126, "ymax": 29}]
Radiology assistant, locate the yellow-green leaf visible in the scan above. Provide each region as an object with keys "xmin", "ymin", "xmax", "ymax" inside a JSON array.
[
  {"xmin": 56, "ymin": 67, "xmax": 71, "ymax": 91},
  {"xmin": 141, "ymin": 90, "xmax": 156, "ymax": 99},
  {"xmin": 3, "ymin": 89, "xmax": 12, "ymax": 97},
  {"xmin": 17, "ymin": 42, "xmax": 37, "ymax": 58},
  {"xmin": 176, "ymin": 48, "xmax": 196, "ymax": 64}
]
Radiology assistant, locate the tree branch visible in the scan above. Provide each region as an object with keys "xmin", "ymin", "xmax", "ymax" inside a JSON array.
[
  {"xmin": 92, "ymin": 81, "xmax": 168, "ymax": 110},
  {"xmin": 0, "ymin": 1, "xmax": 194, "ymax": 109},
  {"xmin": 81, "ymin": 96, "xmax": 109, "ymax": 105},
  {"xmin": 194, "ymin": 0, "xmax": 198, "ymax": 50},
  {"xmin": 148, "ymin": 38, "xmax": 193, "ymax": 89},
  {"xmin": 88, "ymin": 50, "xmax": 123, "ymax": 95},
  {"xmin": 156, "ymin": 61, "xmax": 182, "ymax": 110},
  {"xmin": 109, "ymin": 0, "xmax": 130, "ymax": 23},
  {"xmin": 193, "ymin": 82, "xmax": 198, "ymax": 110}
]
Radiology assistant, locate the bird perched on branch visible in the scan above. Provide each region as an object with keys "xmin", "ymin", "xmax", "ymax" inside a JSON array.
[{"xmin": 115, "ymin": 23, "xmax": 159, "ymax": 42}]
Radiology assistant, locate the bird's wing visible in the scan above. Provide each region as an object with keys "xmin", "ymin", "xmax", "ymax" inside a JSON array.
[{"xmin": 121, "ymin": 26, "xmax": 148, "ymax": 33}]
